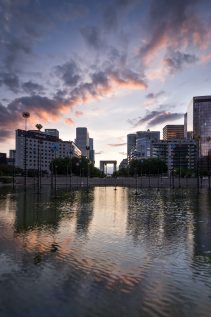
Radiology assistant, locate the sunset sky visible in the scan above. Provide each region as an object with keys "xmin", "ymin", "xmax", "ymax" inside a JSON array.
[{"xmin": 1, "ymin": 0, "xmax": 211, "ymax": 167}]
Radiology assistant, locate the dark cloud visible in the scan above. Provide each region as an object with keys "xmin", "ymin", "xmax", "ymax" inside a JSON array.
[
  {"xmin": 0, "ymin": 95, "xmax": 63, "ymax": 140},
  {"xmin": 103, "ymin": 6, "xmax": 118, "ymax": 31},
  {"xmin": 148, "ymin": 112, "xmax": 184, "ymax": 127},
  {"xmin": 91, "ymin": 71, "xmax": 109, "ymax": 87},
  {"xmin": 0, "ymin": 0, "xmax": 88, "ymax": 70},
  {"xmin": 0, "ymin": 129, "xmax": 13, "ymax": 141},
  {"xmin": 108, "ymin": 143, "xmax": 127, "ymax": 147},
  {"xmin": 146, "ymin": 91, "xmax": 165, "ymax": 99},
  {"xmin": 163, "ymin": 50, "xmax": 198, "ymax": 73},
  {"xmin": 0, "ymin": 72, "xmax": 20, "ymax": 92},
  {"xmin": 0, "ymin": 60, "xmax": 147, "ymax": 141},
  {"xmin": 133, "ymin": 110, "xmax": 184, "ymax": 128},
  {"xmin": 139, "ymin": 0, "xmax": 210, "ymax": 63},
  {"xmin": 80, "ymin": 26, "xmax": 103, "ymax": 49},
  {"xmin": 22, "ymin": 81, "xmax": 44, "ymax": 95},
  {"xmin": 55, "ymin": 60, "xmax": 81, "ymax": 86}
]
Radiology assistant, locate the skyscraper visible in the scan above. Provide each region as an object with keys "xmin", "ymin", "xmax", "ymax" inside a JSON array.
[
  {"xmin": 136, "ymin": 130, "xmax": 160, "ymax": 158},
  {"xmin": 127, "ymin": 133, "xmax": 136, "ymax": 156},
  {"xmin": 187, "ymin": 96, "xmax": 211, "ymax": 157},
  {"xmin": 89, "ymin": 138, "xmax": 95, "ymax": 164},
  {"xmin": 75, "ymin": 127, "xmax": 90, "ymax": 158}
]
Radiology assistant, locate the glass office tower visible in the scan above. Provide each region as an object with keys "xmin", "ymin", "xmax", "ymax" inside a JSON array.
[{"xmin": 187, "ymin": 96, "xmax": 211, "ymax": 158}]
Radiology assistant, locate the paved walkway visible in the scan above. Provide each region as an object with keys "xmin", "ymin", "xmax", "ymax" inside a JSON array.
[{"xmin": 2, "ymin": 175, "xmax": 209, "ymax": 189}]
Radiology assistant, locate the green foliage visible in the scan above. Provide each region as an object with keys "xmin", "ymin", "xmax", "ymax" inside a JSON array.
[
  {"xmin": 173, "ymin": 168, "xmax": 194, "ymax": 177},
  {"xmin": 35, "ymin": 124, "xmax": 43, "ymax": 131},
  {"xmin": 50, "ymin": 156, "xmax": 103, "ymax": 177},
  {"xmin": 129, "ymin": 158, "xmax": 167, "ymax": 176},
  {"xmin": 113, "ymin": 158, "xmax": 167, "ymax": 177}
]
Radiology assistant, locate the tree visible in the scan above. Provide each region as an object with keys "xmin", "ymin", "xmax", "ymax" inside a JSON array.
[
  {"xmin": 128, "ymin": 158, "xmax": 167, "ymax": 176},
  {"xmin": 35, "ymin": 124, "xmax": 43, "ymax": 131}
]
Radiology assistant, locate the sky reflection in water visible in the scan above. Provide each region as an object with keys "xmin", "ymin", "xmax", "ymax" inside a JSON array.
[{"xmin": 0, "ymin": 186, "xmax": 211, "ymax": 317}]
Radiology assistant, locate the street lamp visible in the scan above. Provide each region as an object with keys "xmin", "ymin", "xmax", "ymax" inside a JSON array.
[
  {"xmin": 69, "ymin": 149, "xmax": 73, "ymax": 189},
  {"xmin": 22, "ymin": 112, "xmax": 30, "ymax": 190},
  {"xmin": 86, "ymin": 160, "xmax": 90, "ymax": 192}
]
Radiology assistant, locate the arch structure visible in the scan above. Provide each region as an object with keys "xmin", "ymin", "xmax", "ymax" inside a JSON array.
[{"xmin": 100, "ymin": 160, "xmax": 117, "ymax": 174}]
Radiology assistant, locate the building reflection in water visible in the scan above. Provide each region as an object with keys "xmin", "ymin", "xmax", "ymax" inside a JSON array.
[
  {"xmin": 75, "ymin": 189, "xmax": 94, "ymax": 237},
  {"xmin": 0, "ymin": 187, "xmax": 211, "ymax": 317},
  {"xmin": 191, "ymin": 189, "xmax": 211, "ymax": 257},
  {"xmin": 126, "ymin": 189, "xmax": 195, "ymax": 252}
]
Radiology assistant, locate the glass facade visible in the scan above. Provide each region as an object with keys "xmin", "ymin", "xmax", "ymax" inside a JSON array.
[
  {"xmin": 187, "ymin": 96, "xmax": 211, "ymax": 158},
  {"xmin": 152, "ymin": 140, "xmax": 197, "ymax": 173}
]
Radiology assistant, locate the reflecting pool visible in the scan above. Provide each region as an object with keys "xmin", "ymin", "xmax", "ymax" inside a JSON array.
[{"xmin": 0, "ymin": 186, "xmax": 211, "ymax": 317}]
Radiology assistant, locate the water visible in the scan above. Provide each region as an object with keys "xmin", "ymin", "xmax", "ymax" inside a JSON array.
[{"xmin": 0, "ymin": 186, "xmax": 211, "ymax": 317}]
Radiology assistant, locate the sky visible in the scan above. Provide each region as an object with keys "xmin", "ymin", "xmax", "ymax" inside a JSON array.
[{"xmin": 1, "ymin": 0, "xmax": 211, "ymax": 167}]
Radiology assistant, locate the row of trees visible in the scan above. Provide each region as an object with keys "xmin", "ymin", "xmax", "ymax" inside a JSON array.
[
  {"xmin": 0, "ymin": 157, "xmax": 103, "ymax": 178},
  {"xmin": 114, "ymin": 158, "xmax": 168, "ymax": 177},
  {"xmin": 50, "ymin": 156, "xmax": 103, "ymax": 177}
]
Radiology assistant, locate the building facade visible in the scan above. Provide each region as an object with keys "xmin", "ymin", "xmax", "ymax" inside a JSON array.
[
  {"xmin": 45, "ymin": 129, "xmax": 59, "ymax": 138},
  {"xmin": 152, "ymin": 139, "xmax": 197, "ymax": 174},
  {"xmin": 128, "ymin": 130, "xmax": 160, "ymax": 160},
  {"xmin": 89, "ymin": 138, "xmax": 95, "ymax": 164},
  {"xmin": 75, "ymin": 127, "xmax": 90, "ymax": 158},
  {"xmin": 186, "ymin": 96, "xmax": 211, "ymax": 157},
  {"xmin": 16, "ymin": 129, "xmax": 81, "ymax": 173},
  {"xmin": 163, "ymin": 125, "xmax": 184, "ymax": 140},
  {"xmin": 127, "ymin": 133, "xmax": 136, "ymax": 157}
]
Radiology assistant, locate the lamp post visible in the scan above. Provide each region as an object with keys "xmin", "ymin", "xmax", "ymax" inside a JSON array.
[
  {"xmin": 12, "ymin": 157, "xmax": 15, "ymax": 190},
  {"xmin": 76, "ymin": 160, "xmax": 81, "ymax": 187},
  {"xmin": 194, "ymin": 135, "xmax": 200, "ymax": 193},
  {"xmin": 206, "ymin": 136, "xmax": 211, "ymax": 189},
  {"xmin": 69, "ymin": 150, "xmax": 72, "ymax": 190},
  {"xmin": 86, "ymin": 146, "xmax": 90, "ymax": 191},
  {"xmin": 86, "ymin": 160, "xmax": 90, "ymax": 192},
  {"xmin": 178, "ymin": 143, "xmax": 181, "ymax": 188},
  {"xmin": 22, "ymin": 112, "xmax": 30, "ymax": 190}
]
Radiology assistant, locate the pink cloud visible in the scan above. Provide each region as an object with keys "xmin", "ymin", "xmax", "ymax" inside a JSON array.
[
  {"xmin": 65, "ymin": 118, "xmax": 75, "ymax": 125},
  {"xmin": 75, "ymin": 110, "xmax": 83, "ymax": 117}
]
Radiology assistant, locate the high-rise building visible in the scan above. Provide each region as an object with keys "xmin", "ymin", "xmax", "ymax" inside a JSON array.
[
  {"xmin": 135, "ymin": 130, "xmax": 160, "ymax": 158},
  {"xmin": 163, "ymin": 125, "xmax": 184, "ymax": 140},
  {"xmin": 128, "ymin": 130, "xmax": 160, "ymax": 160},
  {"xmin": 186, "ymin": 96, "xmax": 211, "ymax": 158},
  {"xmin": 89, "ymin": 138, "xmax": 95, "ymax": 164},
  {"xmin": 152, "ymin": 139, "xmax": 197, "ymax": 174},
  {"xmin": 75, "ymin": 127, "xmax": 90, "ymax": 158},
  {"xmin": 127, "ymin": 133, "xmax": 136, "ymax": 156},
  {"xmin": 16, "ymin": 129, "xmax": 81, "ymax": 173}
]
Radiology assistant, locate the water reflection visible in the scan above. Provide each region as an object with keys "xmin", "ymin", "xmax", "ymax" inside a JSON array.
[{"xmin": 0, "ymin": 187, "xmax": 210, "ymax": 317}]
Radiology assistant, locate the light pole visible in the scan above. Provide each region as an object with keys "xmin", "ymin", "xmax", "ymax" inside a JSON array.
[
  {"xmin": 206, "ymin": 136, "xmax": 211, "ymax": 189},
  {"xmin": 12, "ymin": 157, "xmax": 15, "ymax": 190},
  {"xmin": 86, "ymin": 146, "xmax": 90, "ymax": 191},
  {"xmin": 22, "ymin": 112, "xmax": 30, "ymax": 190},
  {"xmin": 69, "ymin": 149, "xmax": 72, "ymax": 189},
  {"xmin": 135, "ymin": 170, "xmax": 138, "ymax": 195},
  {"xmin": 86, "ymin": 160, "xmax": 90, "ymax": 192}
]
